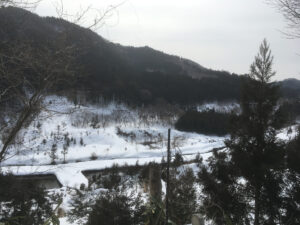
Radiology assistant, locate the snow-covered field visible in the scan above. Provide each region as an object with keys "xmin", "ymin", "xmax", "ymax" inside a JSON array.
[
  {"xmin": 0, "ymin": 97, "xmax": 228, "ymax": 225},
  {"xmin": 1, "ymin": 96, "xmax": 226, "ymax": 188},
  {"xmin": 197, "ymin": 101, "xmax": 240, "ymax": 113},
  {"xmin": 1, "ymin": 96, "xmax": 296, "ymax": 188}
]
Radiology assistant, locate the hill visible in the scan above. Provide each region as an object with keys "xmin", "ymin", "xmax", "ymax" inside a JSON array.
[
  {"xmin": 0, "ymin": 7, "xmax": 241, "ymax": 105},
  {"xmin": 0, "ymin": 7, "xmax": 299, "ymax": 105},
  {"xmin": 280, "ymin": 78, "xmax": 300, "ymax": 98}
]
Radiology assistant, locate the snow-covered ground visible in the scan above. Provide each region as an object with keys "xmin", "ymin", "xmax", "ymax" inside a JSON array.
[
  {"xmin": 0, "ymin": 96, "xmax": 225, "ymax": 188},
  {"xmin": 0, "ymin": 96, "xmax": 297, "ymax": 225},
  {"xmin": 0, "ymin": 96, "xmax": 297, "ymax": 189},
  {"xmin": 277, "ymin": 125, "xmax": 298, "ymax": 140},
  {"xmin": 197, "ymin": 102, "xmax": 240, "ymax": 113}
]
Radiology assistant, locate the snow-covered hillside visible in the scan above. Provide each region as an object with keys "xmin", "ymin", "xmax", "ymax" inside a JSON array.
[
  {"xmin": 1, "ymin": 96, "xmax": 297, "ymax": 189},
  {"xmin": 197, "ymin": 102, "xmax": 240, "ymax": 113},
  {"xmin": 1, "ymin": 96, "xmax": 226, "ymax": 187}
]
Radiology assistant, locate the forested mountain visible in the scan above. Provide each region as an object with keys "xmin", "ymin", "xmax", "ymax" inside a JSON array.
[
  {"xmin": 280, "ymin": 78, "xmax": 300, "ymax": 98},
  {"xmin": 0, "ymin": 7, "xmax": 299, "ymax": 105}
]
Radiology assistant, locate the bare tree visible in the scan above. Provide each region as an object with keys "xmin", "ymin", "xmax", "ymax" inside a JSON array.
[
  {"xmin": 0, "ymin": 0, "xmax": 41, "ymax": 9},
  {"xmin": 271, "ymin": 0, "xmax": 300, "ymax": 38},
  {"xmin": 0, "ymin": 1, "xmax": 124, "ymax": 163},
  {"xmin": 0, "ymin": 40, "xmax": 77, "ymax": 162},
  {"xmin": 53, "ymin": 0, "xmax": 126, "ymax": 31},
  {"xmin": 1, "ymin": 0, "xmax": 124, "ymax": 31}
]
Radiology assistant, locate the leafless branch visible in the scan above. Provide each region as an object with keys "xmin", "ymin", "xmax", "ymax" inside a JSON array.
[
  {"xmin": 269, "ymin": 0, "xmax": 300, "ymax": 38},
  {"xmin": 0, "ymin": 40, "xmax": 77, "ymax": 163},
  {"xmin": 0, "ymin": 0, "xmax": 125, "ymax": 163},
  {"xmin": 53, "ymin": 0, "xmax": 127, "ymax": 31},
  {"xmin": 0, "ymin": 0, "xmax": 42, "ymax": 9}
]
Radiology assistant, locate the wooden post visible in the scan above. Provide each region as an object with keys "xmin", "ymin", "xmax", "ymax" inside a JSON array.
[{"xmin": 166, "ymin": 128, "xmax": 171, "ymax": 225}]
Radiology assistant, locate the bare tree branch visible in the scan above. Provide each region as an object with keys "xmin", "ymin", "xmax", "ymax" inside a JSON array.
[
  {"xmin": 53, "ymin": 0, "xmax": 127, "ymax": 31},
  {"xmin": 0, "ymin": 0, "xmax": 125, "ymax": 163},
  {"xmin": 0, "ymin": 0, "xmax": 42, "ymax": 9},
  {"xmin": 269, "ymin": 0, "xmax": 300, "ymax": 38},
  {"xmin": 0, "ymin": 40, "xmax": 77, "ymax": 163}
]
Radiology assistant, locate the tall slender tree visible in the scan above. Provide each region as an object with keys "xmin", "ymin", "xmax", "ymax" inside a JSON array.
[{"xmin": 198, "ymin": 39, "xmax": 285, "ymax": 225}]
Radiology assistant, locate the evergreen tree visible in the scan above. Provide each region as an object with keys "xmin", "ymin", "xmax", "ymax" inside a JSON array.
[
  {"xmin": 198, "ymin": 39, "xmax": 285, "ymax": 225},
  {"xmin": 0, "ymin": 173, "xmax": 52, "ymax": 225},
  {"xmin": 168, "ymin": 167, "xmax": 197, "ymax": 225},
  {"xmin": 283, "ymin": 126, "xmax": 300, "ymax": 224},
  {"xmin": 68, "ymin": 189, "xmax": 93, "ymax": 225},
  {"xmin": 86, "ymin": 190, "xmax": 145, "ymax": 225}
]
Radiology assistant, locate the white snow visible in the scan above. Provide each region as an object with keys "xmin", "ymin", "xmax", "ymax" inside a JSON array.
[
  {"xmin": 0, "ymin": 96, "xmax": 296, "ymax": 189},
  {"xmin": 276, "ymin": 125, "xmax": 298, "ymax": 141},
  {"xmin": 0, "ymin": 96, "xmax": 298, "ymax": 225},
  {"xmin": 197, "ymin": 102, "xmax": 240, "ymax": 113},
  {"xmin": 0, "ymin": 96, "xmax": 226, "ymax": 188}
]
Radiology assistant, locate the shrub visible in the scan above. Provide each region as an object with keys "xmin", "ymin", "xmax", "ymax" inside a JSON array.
[
  {"xmin": 168, "ymin": 168, "xmax": 197, "ymax": 225},
  {"xmin": 90, "ymin": 152, "xmax": 98, "ymax": 160},
  {"xmin": 0, "ymin": 173, "xmax": 52, "ymax": 225},
  {"xmin": 80, "ymin": 137, "xmax": 84, "ymax": 146},
  {"xmin": 86, "ymin": 190, "xmax": 145, "ymax": 225}
]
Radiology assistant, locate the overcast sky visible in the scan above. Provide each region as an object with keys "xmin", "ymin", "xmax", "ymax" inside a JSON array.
[{"xmin": 36, "ymin": 0, "xmax": 300, "ymax": 80}]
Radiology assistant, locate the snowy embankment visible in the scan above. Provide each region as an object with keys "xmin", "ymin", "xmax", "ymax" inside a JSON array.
[{"xmin": 0, "ymin": 96, "xmax": 226, "ymax": 188}]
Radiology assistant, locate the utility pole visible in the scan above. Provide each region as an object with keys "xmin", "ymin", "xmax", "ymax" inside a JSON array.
[{"xmin": 165, "ymin": 128, "xmax": 171, "ymax": 225}]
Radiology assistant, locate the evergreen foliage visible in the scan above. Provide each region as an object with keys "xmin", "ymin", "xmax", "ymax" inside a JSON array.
[
  {"xmin": 175, "ymin": 110, "xmax": 231, "ymax": 136},
  {"xmin": 144, "ymin": 198, "xmax": 166, "ymax": 225},
  {"xmin": 283, "ymin": 126, "xmax": 300, "ymax": 224},
  {"xmin": 0, "ymin": 173, "xmax": 52, "ymax": 225},
  {"xmin": 86, "ymin": 190, "xmax": 145, "ymax": 225},
  {"xmin": 168, "ymin": 167, "xmax": 197, "ymax": 225},
  {"xmin": 273, "ymin": 100, "xmax": 300, "ymax": 128},
  {"xmin": 198, "ymin": 39, "xmax": 287, "ymax": 225},
  {"xmin": 68, "ymin": 189, "xmax": 91, "ymax": 225}
]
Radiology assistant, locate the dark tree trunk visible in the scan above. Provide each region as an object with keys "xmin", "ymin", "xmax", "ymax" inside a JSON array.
[
  {"xmin": 0, "ymin": 92, "xmax": 41, "ymax": 163},
  {"xmin": 254, "ymin": 184, "xmax": 261, "ymax": 225},
  {"xmin": 0, "ymin": 106, "xmax": 33, "ymax": 162}
]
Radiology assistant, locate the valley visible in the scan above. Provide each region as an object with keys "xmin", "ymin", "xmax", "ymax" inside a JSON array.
[{"xmin": 0, "ymin": 4, "xmax": 300, "ymax": 225}]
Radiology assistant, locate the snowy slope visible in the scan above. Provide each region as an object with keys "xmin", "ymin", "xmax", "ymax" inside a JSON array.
[
  {"xmin": 1, "ymin": 96, "xmax": 296, "ymax": 188},
  {"xmin": 197, "ymin": 102, "xmax": 240, "ymax": 113},
  {"xmin": 1, "ymin": 96, "xmax": 297, "ymax": 225},
  {"xmin": 1, "ymin": 96, "xmax": 225, "ymax": 187}
]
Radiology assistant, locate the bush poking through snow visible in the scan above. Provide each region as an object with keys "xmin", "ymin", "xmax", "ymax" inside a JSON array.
[
  {"xmin": 90, "ymin": 152, "xmax": 98, "ymax": 161},
  {"xmin": 80, "ymin": 137, "xmax": 84, "ymax": 146},
  {"xmin": 116, "ymin": 127, "xmax": 136, "ymax": 142},
  {"xmin": 50, "ymin": 143, "xmax": 58, "ymax": 165}
]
